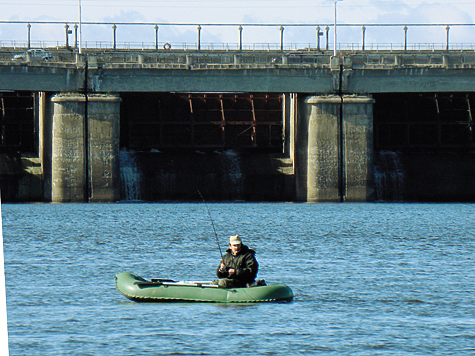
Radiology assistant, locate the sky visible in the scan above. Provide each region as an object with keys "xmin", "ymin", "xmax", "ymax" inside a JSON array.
[{"xmin": 0, "ymin": 1, "xmax": 475, "ymax": 50}]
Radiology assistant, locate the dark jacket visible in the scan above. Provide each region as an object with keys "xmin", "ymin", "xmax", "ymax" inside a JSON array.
[{"xmin": 216, "ymin": 245, "xmax": 258, "ymax": 287}]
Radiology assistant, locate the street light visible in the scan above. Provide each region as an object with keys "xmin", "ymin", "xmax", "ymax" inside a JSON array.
[
  {"xmin": 333, "ymin": 0, "xmax": 342, "ymax": 56},
  {"xmin": 78, "ymin": 0, "xmax": 82, "ymax": 53}
]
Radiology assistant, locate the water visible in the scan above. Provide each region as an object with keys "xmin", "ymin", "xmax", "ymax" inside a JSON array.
[{"xmin": 3, "ymin": 202, "xmax": 475, "ymax": 355}]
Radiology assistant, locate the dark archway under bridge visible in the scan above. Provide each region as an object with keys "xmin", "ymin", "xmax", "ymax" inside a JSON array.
[
  {"xmin": 119, "ymin": 92, "xmax": 284, "ymax": 152},
  {"xmin": 1, "ymin": 90, "xmax": 475, "ymax": 202},
  {"xmin": 373, "ymin": 92, "xmax": 475, "ymax": 152},
  {"xmin": 373, "ymin": 92, "xmax": 475, "ymax": 202},
  {"xmin": 118, "ymin": 92, "xmax": 289, "ymax": 202}
]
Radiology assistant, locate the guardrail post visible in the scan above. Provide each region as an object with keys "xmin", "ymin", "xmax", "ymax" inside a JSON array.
[
  {"xmin": 325, "ymin": 26, "xmax": 330, "ymax": 50},
  {"xmin": 316, "ymin": 26, "xmax": 323, "ymax": 50},
  {"xmin": 404, "ymin": 25, "xmax": 408, "ymax": 51},
  {"xmin": 197, "ymin": 25, "xmax": 201, "ymax": 51},
  {"xmin": 74, "ymin": 24, "xmax": 78, "ymax": 49},
  {"xmin": 362, "ymin": 26, "xmax": 366, "ymax": 50},
  {"xmin": 112, "ymin": 24, "xmax": 117, "ymax": 50},
  {"xmin": 238, "ymin": 25, "xmax": 243, "ymax": 51},
  {"xmin": 446, "ymin": 25, "xmax": 450, "ymax": 51},
  {"xmin": 155, "ymin": 24, "xmax": 159, "ymax": 51},
  {"xmin": 65, "ymin": 24, "xmax": 72, "ymax": 48},
  {"xmin": 27, "ymin": 23, "xmax": 31, "ymax": 49},
  {"xmin": 280, "ymin": 25, "xmax": 284, "ymax": 51}
]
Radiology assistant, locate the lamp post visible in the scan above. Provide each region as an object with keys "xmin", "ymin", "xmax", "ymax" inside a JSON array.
[
  {"xmin": 333, "ymin": 0, "xmax": 342, "ymax": 56},
  {"xmin": 78, "ymin": 0, "xmax": 82, "ymax": 53}
]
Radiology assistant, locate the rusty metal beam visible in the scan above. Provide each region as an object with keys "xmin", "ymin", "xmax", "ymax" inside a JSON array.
[{"xmin": 250, "ymin": 94, "xmax": 257, "ymax": 147}]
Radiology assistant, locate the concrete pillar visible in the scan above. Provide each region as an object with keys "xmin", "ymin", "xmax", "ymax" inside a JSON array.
[
  {"xmin": 50, "ymin": 93, "xmax": 121, "ymax": 202},
  {"xmin": 51, "ymin": 94, "xmax": 87, "ymax": 202},
  {"xmin": 295, "ymin": 94, "xmax": 374, "ymax": 202},
  {"xmin": 343, "ymin": 96, "xmax": 374, "ymax": 202},
  {"xmin": 88, "ymin": 94, "xmax": 121, "ymax": 202},
  {"xmin": 305, "ymin": 95, "xmax": 341, "ymax": 202}
]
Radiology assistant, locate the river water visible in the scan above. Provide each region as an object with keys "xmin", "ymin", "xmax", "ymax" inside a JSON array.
[{"xmin": 3, "ymin": 202, "xmax": 475, "ymax": 355}]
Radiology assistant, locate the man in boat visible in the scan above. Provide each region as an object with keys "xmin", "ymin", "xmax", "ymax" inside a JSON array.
[{"xmin": 214, "ymin": 235, "xmax": 259, "ymax": 288}]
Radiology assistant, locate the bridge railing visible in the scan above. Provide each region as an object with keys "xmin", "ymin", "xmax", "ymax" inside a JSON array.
[
  {"xmin": 2, "ymin": 40, "xmax": 475, "ymax": 53},
  {"xmin": 1, "ymin": 21, "xmax": 475, "ymax": 53}
]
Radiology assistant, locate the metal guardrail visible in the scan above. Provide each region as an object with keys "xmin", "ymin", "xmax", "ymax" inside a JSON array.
[
  {"xmin": 0, "ymin": 40, "xmax": 322, "ymax": 52},
  {"xmin": 2, "ymin": 41, "xmax": 475, "ymax": 52},
  {"xmin": 1, "ymin": 21, "xmax": 475, "ymax": 52}
]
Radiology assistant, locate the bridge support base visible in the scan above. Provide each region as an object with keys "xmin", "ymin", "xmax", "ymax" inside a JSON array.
[
  {"xmin": 295, "ymin": 94, "xmax": 374, "ymax": 202},
  {"xmin": 50, "ymin": 93, "xmax": 121, "ymax": 202}
]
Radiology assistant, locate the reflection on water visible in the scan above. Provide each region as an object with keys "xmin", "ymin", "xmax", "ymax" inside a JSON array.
[{"xmin": 3, "ymin": 202, "xmax": 475, "ymax": 355}]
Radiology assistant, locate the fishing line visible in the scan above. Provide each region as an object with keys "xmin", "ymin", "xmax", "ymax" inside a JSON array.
[{"xmin": 197, "ymin": 191, "xmax": 225, "ymax": 264}]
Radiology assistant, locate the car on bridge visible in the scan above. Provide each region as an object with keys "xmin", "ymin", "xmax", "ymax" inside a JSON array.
[{"xmin": 12, "ymin": 49, "xmax": 53, "ymax": 61}]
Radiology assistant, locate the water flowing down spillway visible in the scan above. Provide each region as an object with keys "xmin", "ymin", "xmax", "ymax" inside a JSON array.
[
  {"xmin": 217, "ymin": 150, "xmax": 244, "ymax": 200},
  {"xmin": 374, "ymin": 151, "xmax": 404, "ymax": 202},
  {"xmin": 118, "ymin": 149, "xmax": 247, "ymax": 201},
  {"xmin": 121, "ymin": 148, "xmax": 408, "ymax": 202},
  {"xmin": 119, "ymin": 149, "xmax": 142, "ymax": 201}
]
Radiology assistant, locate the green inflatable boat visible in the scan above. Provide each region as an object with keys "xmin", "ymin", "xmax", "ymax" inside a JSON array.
[{"xmin": 115, "ymin": 272, "xmax": 294, "ymax": 303}]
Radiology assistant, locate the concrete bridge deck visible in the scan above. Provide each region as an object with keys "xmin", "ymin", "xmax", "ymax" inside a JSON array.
[{"xmin": 1, "ymin": 49, "xmax": 475, "ymax": 93}]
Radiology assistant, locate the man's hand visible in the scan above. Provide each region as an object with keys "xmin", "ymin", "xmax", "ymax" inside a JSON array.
[
  {"xmin": 219, "ymin": 263, "xmax": 226, "ymax": 272},
  {"xmin": 227, "ymin": 268, "xmax": 235, "ymax": 276}
]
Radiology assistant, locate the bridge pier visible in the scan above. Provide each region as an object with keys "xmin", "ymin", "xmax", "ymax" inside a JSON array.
[
  {"xmin": 50, "ymin": 93, "xmax": 121, "ymax": 202},
  {"xmin": 295, "ymin": 94, "xmax": 374, "ymax": 202}
]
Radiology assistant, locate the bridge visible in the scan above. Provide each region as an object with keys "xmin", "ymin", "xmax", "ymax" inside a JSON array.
[
  {"xmin": 2, "ymin": 48, "xmax": 475, "ymax": 93},
  {"xmin": 2, "ymin": 21, "xmax": 474, "ymax": 93},
  {"xmin": 1, "ymin": 22, "xmax": 475, "ymax": 203}
]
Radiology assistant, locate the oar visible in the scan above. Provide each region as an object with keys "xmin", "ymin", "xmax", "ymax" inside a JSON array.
[{"xmin": 138, "ymin": 280, "xmax": 219, "ymax": 288}]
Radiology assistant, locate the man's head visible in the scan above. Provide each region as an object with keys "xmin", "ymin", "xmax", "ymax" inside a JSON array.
[{"xmin": 229, "ymin": 234, "xmax": 242, "ymax": 255}]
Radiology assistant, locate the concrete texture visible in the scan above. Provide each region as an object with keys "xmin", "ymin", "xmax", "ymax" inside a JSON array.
[
  {"xmin": 342, "ymin": 96, "xmax": 375, "ymax": 202},
  {"xmin": 50, "ymin": 93, "xmax": 120, "ymax": 202},
  {"xmin": 296, "ymin": 95, "xmax": 374, "ymax": 202},
  {"xmin": 1, "ymin": 52, "xmax": 475, "ymax": 94},
  {"xmin": 88, "ymin": 94, "xmax": 121, "ymax": 202},
  {"xmin": 51, "ymin": 94, "xmax": 87, "ymax": 202}
]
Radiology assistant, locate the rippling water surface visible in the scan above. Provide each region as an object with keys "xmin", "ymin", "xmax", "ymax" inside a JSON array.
[{"xmin": 3, "ymin": 202, "xmax": 475, "ymax": 355}]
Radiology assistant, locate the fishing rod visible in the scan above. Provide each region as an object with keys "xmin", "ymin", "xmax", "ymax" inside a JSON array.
[{"xmin": 197, "ymin": 191, "xmax": 225, "ymax": 265}]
